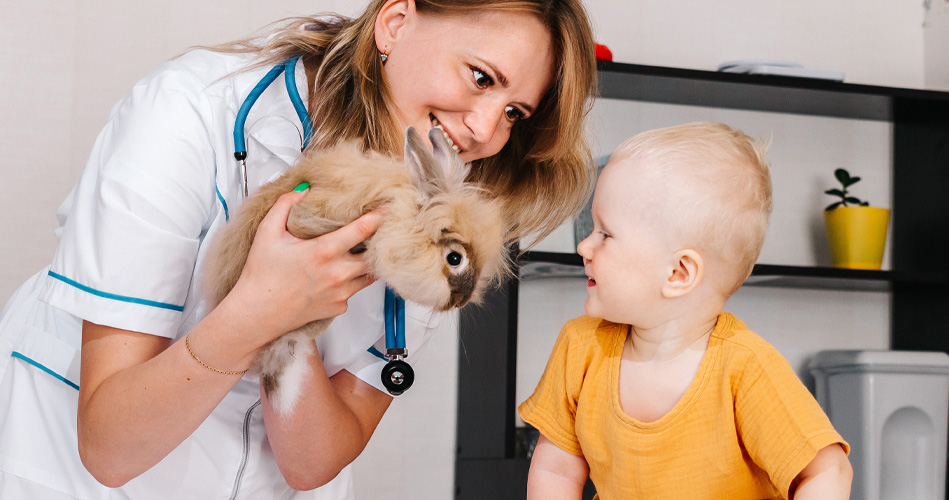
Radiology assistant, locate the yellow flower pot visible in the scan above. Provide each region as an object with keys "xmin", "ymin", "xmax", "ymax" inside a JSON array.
[{"xmin": 823, "ymin": 206, "xmax": 890, "ymax": 270}]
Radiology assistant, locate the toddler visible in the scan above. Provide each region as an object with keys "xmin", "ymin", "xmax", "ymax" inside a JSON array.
[{"xmin": 519, "ymin": 122, "xmax": 852, "ymax": 500}]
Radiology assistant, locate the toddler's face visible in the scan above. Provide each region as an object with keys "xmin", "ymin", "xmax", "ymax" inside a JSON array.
[{"xmin": 576, "ymin": 160, "xmax": 674, "ymax": 325}]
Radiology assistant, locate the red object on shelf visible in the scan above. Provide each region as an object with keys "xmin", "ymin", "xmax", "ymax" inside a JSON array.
[{"xmin": 595, "ymin": 43, "xmax": 613, "ymax": 62}]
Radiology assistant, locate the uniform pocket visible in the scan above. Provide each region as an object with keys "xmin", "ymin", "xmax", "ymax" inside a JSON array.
[
  {"xmin": 0, "ymin": 327, "xmax": 105, "ymax": 499},
  {"xmin": 11, "ymin": 326, "xmax": 81, "ymax": 391}
]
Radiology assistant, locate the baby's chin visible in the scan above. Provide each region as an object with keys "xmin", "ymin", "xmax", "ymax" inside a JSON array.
[
  {"xmin": 583, "ymin": 297, "xmax": 603, "ymax": 320},
  {"xmin": 584, "ymin": 300, "xmax": 626, "ymax": 324}
]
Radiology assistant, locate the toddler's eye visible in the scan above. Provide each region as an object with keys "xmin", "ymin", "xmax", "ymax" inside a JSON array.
[
  {"xmin": 504, "ymin": 105, "xmax": 525, "ymax": 122},
  {"xmin": 472, "ymin": 67, "xmax": 493, "ymax": 89}
]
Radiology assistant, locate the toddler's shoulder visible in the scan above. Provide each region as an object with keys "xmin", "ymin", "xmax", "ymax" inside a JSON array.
[
  {"xmin": 552, "ymin": 315, "xmax": 626, "ymax": 364},
  {"xmin": 717, "ymin": 313, "xmax": 780, "ymax": 355},
  {"xmin": 715, "ymin": 312, "xmax": 794, "ymax": 378}
]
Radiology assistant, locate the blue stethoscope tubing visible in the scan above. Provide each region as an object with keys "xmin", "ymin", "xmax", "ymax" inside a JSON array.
[
  {"xmin": 232, "ymin": 56, "xmax": 413, "ymax": 396},
  {"xmin": 233, "ymin": 57, "xmax": 313, "ymax": 197}
]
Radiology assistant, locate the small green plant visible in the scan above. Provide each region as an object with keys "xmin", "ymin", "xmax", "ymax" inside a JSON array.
[{"xmin": 824, "ymin": 168, "xmax": 870, "ymax": 211}]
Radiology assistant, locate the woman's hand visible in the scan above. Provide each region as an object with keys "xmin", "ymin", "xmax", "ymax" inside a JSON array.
[{"xmin": 224, "ymin": 189, "xmax": 385, "ymax": 350}]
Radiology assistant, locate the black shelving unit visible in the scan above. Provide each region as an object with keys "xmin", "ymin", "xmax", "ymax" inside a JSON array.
[
  {"xmin": 455, "ymin": 62, "xmax": 949, "ymax": 499},
  {"xmin": 518, "ymin": 250, "xmax": 949, "ymax": 292}
]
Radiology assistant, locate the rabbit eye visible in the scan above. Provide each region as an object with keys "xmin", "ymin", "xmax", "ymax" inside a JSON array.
[{"xmin": 446, "ymin": 251, "xmax": 463, "ymax": 267}]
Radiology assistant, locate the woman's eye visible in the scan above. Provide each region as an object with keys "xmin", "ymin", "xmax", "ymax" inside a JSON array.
[
  {"xmin": 504, "ymin": 105, "xmax": 525, "ymax": 122},
  {"xmin": 472, "ymin": 67, "xmax": 493, "ymax": 88}
]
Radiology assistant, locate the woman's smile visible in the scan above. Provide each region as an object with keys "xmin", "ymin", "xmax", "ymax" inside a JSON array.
[{"xmin": 429, "ymin": 114, "xmax": 462, "ymax": 153}]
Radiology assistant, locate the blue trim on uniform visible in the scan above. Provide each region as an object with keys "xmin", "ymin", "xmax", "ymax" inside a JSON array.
[
  {"xmin": 216, "ymin": 184, "xmax": 230, "ymax": 221},
  {"xmin": 367, "ymin": 345, "xmax": 386, "ymax": 361},
  {"xmin": 11, "ymin": 351, "xmax": 80, "ymax": 391},
  {"xmin": 47, "ymin": 271, "xmax": 185, "ymax": 312}
]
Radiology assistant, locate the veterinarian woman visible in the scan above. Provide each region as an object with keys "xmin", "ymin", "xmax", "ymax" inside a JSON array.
[{"xmin": 0, "ymin": 0, "xmax": 595, "ymax": 498}]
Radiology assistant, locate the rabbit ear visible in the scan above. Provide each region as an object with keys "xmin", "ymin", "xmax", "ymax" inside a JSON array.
[
  {"xmin": 427, "ymin": 127, "xmax": 471, "ymax": 191},
  {"xmin": 405, "ymin": 126, "xmax": 447, "ymax": 196}
]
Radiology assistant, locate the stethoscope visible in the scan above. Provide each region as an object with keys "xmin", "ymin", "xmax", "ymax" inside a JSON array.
[{"xmin": 233, "ymin": 56, "xmax": 414, "ymax": 396}]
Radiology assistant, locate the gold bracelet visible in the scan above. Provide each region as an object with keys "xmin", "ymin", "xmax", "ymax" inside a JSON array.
[{"xmin": 184, "ymin": 334, "xmax": 248, "ymax": 376}]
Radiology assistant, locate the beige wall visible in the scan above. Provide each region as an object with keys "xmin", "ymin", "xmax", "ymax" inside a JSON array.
[{"xmin": 0, "ymin": 1, "xmax": 936, "ymax": 499}]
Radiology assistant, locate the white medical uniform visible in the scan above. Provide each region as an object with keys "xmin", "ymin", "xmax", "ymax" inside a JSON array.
[{"xmin": 0, "ymin": 49, "xmax": 443, "ymax": 499}]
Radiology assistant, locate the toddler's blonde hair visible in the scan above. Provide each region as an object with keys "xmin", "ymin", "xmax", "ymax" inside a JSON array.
[{"xmin": 612, "ymin": 122, "xmax": 772, "ymax": 295}]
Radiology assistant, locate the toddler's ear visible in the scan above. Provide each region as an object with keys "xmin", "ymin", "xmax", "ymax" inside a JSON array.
[{"xmin": 662, "ymin": 249, "xmax": 703, "ymax": 298}]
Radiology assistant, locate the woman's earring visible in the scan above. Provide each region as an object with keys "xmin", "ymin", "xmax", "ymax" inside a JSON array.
[{"xmin": 380, "ymin": 52, "xmax": 388, "ymax": 64}]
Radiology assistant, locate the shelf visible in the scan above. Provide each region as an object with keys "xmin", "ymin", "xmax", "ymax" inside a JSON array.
[
  {"xmin": 597, "ymin": 61, "xmax": 949, "ymax": 121},
  {"xmin": 745, "ymin": 265, "xmax": 894, "ymax": 292},
  {"xmin": 518, "ymin": 251, "xmax": 949, "ymax": 292}
]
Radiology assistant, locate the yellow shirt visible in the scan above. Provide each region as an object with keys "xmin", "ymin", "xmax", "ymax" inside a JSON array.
[{"xmin": 518, "ymin": 312, "xmax": 848, "ymax": 500}]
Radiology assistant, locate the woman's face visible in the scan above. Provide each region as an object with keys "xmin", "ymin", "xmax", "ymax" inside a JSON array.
[{"xmin": 378, "ymin": 4, "xmax": 555, "ymax": 162}]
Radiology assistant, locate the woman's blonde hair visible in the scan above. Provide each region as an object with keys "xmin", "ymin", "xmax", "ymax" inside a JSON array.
[{"xmin": 207, "ymin": 0, "xmax": 597, "ymax": 244}]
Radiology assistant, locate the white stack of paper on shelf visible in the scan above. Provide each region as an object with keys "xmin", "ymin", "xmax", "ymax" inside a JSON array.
[{"xmin": 717, "ymin": 59, "xmax": 845, "ymax": 81}]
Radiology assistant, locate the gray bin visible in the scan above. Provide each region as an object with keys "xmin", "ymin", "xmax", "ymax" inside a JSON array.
[{"xmin": 810, "ymin": 350, "xmax": 949, "ymax": 500}]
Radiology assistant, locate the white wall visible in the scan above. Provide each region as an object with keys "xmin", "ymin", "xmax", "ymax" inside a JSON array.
[
  {"xmin": 925, "ymin": 0, "xmax": 949, "ymax": 89},
  {"xmin": 585, "ymin": 0, "xmax": 926, "ymax": 89},
  {"xmin": 0, "ymin": 0, "xmax": 363, "ymax": 302},
  {"xmin": 0, "ymin": 1, "xmax": 936, "ymax": 499}
]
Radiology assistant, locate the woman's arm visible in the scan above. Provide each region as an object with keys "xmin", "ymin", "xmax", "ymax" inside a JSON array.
[
  {"xmin": 789, "ymin": 444, "xmax": 852, "ymax": 500},
  {"xmin": 78, "ymin": 318, "xmax": 244, "ymax": 487},
  {"xmin": 263, "ymin": 357, "xmax": 392, "ymax": 490},
  {"xmin": 527, "ymin": 435, "xmax": 590, "ymax": 500},
  {"xmin": 77, "ymin": 191, "xmax": 384, "ymax": 486}
]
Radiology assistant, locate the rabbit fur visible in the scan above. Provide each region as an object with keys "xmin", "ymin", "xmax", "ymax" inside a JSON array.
[{"xmin": 203, "ymin": 127, "xmax": 508, "ymax": 412}]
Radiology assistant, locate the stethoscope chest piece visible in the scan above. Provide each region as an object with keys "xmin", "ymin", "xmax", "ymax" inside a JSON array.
[
  {"xmin": 382, "ymin": 287, "xmax": 413, "ymax": 396},
  {"xmin": 381, "ymin": 355, "xmax": 414, "ymax": 396}
]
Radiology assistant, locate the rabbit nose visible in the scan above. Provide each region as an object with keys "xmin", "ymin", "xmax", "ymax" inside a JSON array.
[
  {"xmin": 446, "ymin": 270, "xmax": 477, "ymax": 309},
  {"xmin": 449, "ymin": 292, "xmax": 471, "ymax": 310}
]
